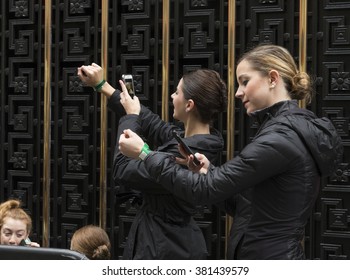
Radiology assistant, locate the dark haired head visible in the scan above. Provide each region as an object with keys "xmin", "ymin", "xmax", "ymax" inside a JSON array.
[{"xmin": 181, "ymin": 69, "xmax": 227, "ymax": 123}]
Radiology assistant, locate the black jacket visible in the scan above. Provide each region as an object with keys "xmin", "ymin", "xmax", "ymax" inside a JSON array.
[
  {"xmin": 109, "ymin": 91, "xmax": 224, "ymax": 259},
  {"xmin": 142, "ymin": 100, "xmax": 343, "ymax": 259},
  {"xmin": 223, "ymin": 190, "xmax": 252, "ymax": 259}
]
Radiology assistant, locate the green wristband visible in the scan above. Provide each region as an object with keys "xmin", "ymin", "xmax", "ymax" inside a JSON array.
[
  {"xmin": 94, "ymin": 79, "xmax": 106, "ymax": 92},
  {"xmin": 139, "ymin": 143, "xmax": 151, "ymax": 160}
]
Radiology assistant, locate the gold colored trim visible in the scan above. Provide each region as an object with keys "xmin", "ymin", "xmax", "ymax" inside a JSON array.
[
  {"xmin": 298, "ymin": 0, "xmax": 307, "ymax": 109},
  {"xmin": 42, "ymin": 0, "xmax": 52, "ymax": 247},
  {"xmin": 162, "ymin": 0, "xmax": 170, "ymax": 121},
  {"xmin": 299, "ymin": 0, "xmax": 308, "ymax": 251},
  {"xmin": 225, "ymin": 0, "xmax": 236, "ymax": 259},
  {"xmin": 99, "ymin": 0, "xmax": 109, "ymax": 229}
]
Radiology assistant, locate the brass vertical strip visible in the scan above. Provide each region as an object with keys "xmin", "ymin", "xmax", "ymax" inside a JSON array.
[
  {"xmin": 99, "ymin": 0, "xmax": 108, "ymax": 229},
  {"xmin": 225, "ymin": 0, "xmax": 236, "ymax": 259},
  {"xmin": 162, "ymin": 0, "xmax": 170, "ymax": 121},
  {"xmin": 298, "ymin": 0, "xmax": 307, "ymax": 109},
  {"xmin": 43, "ymin": 0, "xmax": 52, "ymax": 247},
  {"xmin": 298, "ymin": 0, "xmax": 308, "ymax": 252}
]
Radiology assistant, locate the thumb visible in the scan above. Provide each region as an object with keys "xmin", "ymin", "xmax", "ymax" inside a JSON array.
[
  {"xmin": 123, "ymin": 129, "xmax": 135, "ymax": 138},
  {"xmin": 133, "ymin": 95, "xmax": 140, "ymax": 102}
]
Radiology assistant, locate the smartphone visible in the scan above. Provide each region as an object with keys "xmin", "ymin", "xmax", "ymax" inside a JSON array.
[
  {"xmin": 172, "ymin": 130, "xmax": 201, "ymax": 166},
  {"xmin": 19, "ymin": 237, "xmax": 31, "ymax": 246},
  {"xmin": 122, "ymin": 74, "xmax": 135, "ymax": 98}
]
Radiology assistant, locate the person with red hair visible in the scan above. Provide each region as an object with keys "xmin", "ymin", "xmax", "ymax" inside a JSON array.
[{"xmin": 0, "ymin": 199, "xmax": 40, "ymax": 247}]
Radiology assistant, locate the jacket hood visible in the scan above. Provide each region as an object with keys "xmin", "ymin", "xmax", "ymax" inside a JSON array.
[
  {"xmin": 188, "ymin": 127, "xmax": 225, "ymax": 153},
  {"xmin": 253, "ymin": 101, "xmax": 343, "ymax": 177},
  {"xmin": 157, "ymin": 127, "xmax": 224, "ymax": 166}
]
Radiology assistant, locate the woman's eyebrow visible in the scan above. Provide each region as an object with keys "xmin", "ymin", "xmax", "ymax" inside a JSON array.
[
  {"xmin": 2, "ymin": 228, "xmax": 25, "ymax": 233},
  {"xmin": 237, "ymin": 74, "xmax": 248, "ymax": 82}
]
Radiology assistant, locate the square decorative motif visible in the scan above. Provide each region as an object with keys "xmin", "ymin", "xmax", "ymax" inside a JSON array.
[
  {"xmin": 333, "ymin": 26, "xmax": 350, "ymax": 45},
  {"xmin": 128, "ymin": 34, "xmax": 143, "ymax": 52}
]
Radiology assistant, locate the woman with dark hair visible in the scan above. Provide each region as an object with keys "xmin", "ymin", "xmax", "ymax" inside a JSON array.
[
  {"xmin": 77, "ymin": 64, "xmax": 227, "ymax": 259},
  {"xmin": 118, "ymin": 44, "xmax": 343, "ymax": 259}
]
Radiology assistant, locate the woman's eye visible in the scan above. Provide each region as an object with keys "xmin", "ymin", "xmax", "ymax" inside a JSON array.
[{"xmin": 243, "ymin": 80, "xmax": 248, "ymax": 86}]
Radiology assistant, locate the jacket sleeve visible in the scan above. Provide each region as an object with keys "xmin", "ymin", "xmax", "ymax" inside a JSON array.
[
  {"xmin": 107, "ymin": 90, "xmax": 152, "ymax": 188},
  {"xmin": 112, "ymin": 113, "xmax": 154, "ymax": 188},
  {"xmin": 107, "ymin": 90, "xmax": 126, "ymax": 118},
  {"xmin": 138, "ymin": 106, "xmax": 178, "ymax": 147},
  {"xmin": 143, "ymin": 133, "xmax": 300, "ymax": 205},
  {"xmin": 112, "ymin": 111, "xmax": 181, "ymax": 190},
  {"xmin": 107, "ymin": 90, "xmax": 178, "ymax": 147}
]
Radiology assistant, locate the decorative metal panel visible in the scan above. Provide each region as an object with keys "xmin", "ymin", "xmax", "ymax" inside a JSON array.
[
  {"xmin": 0, "ymin": 0, "xmax": 42, "ymax": 243},
  {"xmin": 305, "ymin": 0, "xmax": 350, "ymax": 260},
  {"xmin": 48, "ymin": 0, "xmax": 101, "ymax": 249}
]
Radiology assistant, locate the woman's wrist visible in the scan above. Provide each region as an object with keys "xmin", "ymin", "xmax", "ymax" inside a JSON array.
[
  {"xmin": 138, "ymin": 143, "xmax": 151, "ymax": 160},
  {"xmin": 94, "ymin": 79, "xmax": 106, "ymax": 92},
  {"xmin": 98, "ymin": 82, "xmax": 115, "ymax": 98}
]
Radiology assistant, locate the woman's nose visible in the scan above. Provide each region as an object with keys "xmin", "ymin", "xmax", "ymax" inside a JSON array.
[
  {"xmin": 235, "ymin": 88, "xmax": 243, "ymax": 98},
  {"xmin": 9, "ymin": 235, "xmax": 17, "ymax": 244}
]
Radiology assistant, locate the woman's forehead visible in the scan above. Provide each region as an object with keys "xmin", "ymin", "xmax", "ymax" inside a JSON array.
[
  {"xmin": 236, "ymin": 60, "xmax": 256, "ymax": 78},
  {"xmin": 1, "ymin": 217, "xmax": 27, "ymax": 231}
]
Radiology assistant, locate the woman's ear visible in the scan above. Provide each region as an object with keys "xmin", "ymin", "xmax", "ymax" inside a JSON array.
[
  {"xmin": 186, "ymin": 99, "xmax": 195, "ymax": 112},
  {"xmin": 269, "ymin": 70, "xmax": 279, "ymax": 88}
]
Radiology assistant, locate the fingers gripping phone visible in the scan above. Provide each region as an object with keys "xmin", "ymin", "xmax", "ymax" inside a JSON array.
[
  {"xmin": 122, "ymin": 74, "xmax": 135, "ymax": 98},
  {"xmin": 172, "ymin": 130, "xmax": 201, "ymax": 166}
]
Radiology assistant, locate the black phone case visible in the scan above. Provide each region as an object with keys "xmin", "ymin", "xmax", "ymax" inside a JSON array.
[
  {"xmin": 172, "ymin": 130, "xmax": 200, "ymax": 165},
  {"xmin": 19, "ymin": 239, "xmax": 27, "ymax": 246}
]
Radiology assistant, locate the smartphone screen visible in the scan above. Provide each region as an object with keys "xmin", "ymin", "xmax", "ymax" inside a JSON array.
[
  {"xmin": 172, "ymin": 130, "xmax": 200, "ymax": 166},
  {"xmin": 122, "ymin": 74, "xmax": 135, "ymax": 98}
]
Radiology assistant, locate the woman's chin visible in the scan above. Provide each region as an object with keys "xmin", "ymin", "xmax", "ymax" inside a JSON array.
[{"xmin": 173, "ymin": 114, "xmax": 180, "ymax": 121}]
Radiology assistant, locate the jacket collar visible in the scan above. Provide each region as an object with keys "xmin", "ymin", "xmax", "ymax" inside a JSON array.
[{"xmin": 250, "ymin": 100, "xmax": 299, "ymax": 124}]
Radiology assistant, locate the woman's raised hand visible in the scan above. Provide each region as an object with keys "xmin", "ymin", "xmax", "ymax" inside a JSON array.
[
  {"xmin": 77, "ymin": 62, "xmax": 104, "ymax": 87},
  {"xmin": 119, "ymin": 80, "xmax": 141, "ymax": 115}
]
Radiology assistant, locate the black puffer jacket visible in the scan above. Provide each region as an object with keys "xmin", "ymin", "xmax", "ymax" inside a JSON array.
[
  {"xmin": 109, "ymin": 91, "xmax": 224, "ymax": 259},
  {"xmin": 143, "ymin": 100, "xmax": 343, "ymax": 259},
  {"xmin": 223, "ymin": 190, "xmax": 252, "ymax": 259}
]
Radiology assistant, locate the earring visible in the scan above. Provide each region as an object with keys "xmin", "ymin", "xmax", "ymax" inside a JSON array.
[{"xmin": 270, "ymin": 83, "xmax": 275, "ymax": 88}]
